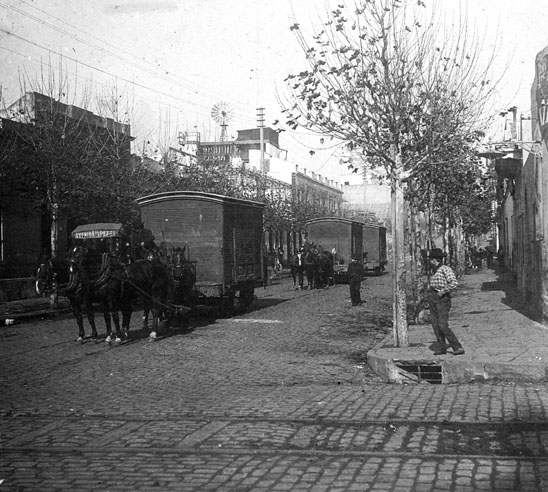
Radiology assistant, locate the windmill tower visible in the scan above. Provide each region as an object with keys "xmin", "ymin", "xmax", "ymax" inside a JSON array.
[{"xmin": 211, "ymin": 101, "xmax": 234, "ymax": 142}]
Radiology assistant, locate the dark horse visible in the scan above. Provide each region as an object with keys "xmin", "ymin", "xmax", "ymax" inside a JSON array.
[
  {"xmin": 302, "ymin": 244, "xmax": 334, "ymax": 290},
  {"xmin": 123, "ymin": 258, "xmax": 172, "ymax": 341},
  {"xmin": 65, "ymin": 246, "xmax": 132, "ymax": 344},
  {"xmin": 167, "ymin": 247, "xmax": 196, "ymax": 315}
]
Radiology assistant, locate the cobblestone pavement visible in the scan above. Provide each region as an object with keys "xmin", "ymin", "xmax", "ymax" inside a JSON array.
[{"xmin": 1, "ymin": 275, "xmax": 548, "ymax": 491}]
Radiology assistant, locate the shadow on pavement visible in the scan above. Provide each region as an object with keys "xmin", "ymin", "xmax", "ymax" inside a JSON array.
[{"xmin": 484, "ymin": 266, "xmax": 542, "ymax": 323}]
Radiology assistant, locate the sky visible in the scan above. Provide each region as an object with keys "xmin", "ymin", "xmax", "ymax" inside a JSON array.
[{"xmin": 1, "ymin": 0, "xmax": 548, "ymax": 181}]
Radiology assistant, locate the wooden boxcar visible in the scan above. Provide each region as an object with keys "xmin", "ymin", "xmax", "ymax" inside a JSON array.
[
  {"xmin": 362, "ymin": 224, "xmax": 388, "ymax": 275},
  {"xmin": 136, "ymin": 191, "xmax": 264, "ymax": 310},
  {"xmin": 305, "ymin": 218, "xmax": 363, "ymax": 283}
]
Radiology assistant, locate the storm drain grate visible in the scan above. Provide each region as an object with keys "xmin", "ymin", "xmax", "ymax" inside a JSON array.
[{"xmin": 394, "ymin": 361, "xmax": 443, "ymax": 384}]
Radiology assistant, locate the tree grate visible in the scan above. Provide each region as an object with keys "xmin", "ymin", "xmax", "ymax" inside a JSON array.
[{"xmin": 394, "ymin": 360, "xmax": 443, "ymax": 384}]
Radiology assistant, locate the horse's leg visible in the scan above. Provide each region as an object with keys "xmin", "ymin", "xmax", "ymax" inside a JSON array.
[
  {"xmin": 120, "ymin": 295, "xmax": 133, "ymax": 340},
  {"xmin": 148, "ymin": 301, "xmax": 158, "ymax": 341},
  {"xmin": 102, "ymin": 304, "xmax": 114, "ymax": 344},
  {"xmin": 121, "ymin": 306, "xmax": 132, "ymax": 340},
  {"xmin": 83, "ymin": 297, "xmax": 99, "ymax": 342},
  {"xmin": 142, "ymin": 296, "xmax": 150, "ymax": 332},
  {"xmin": 111, "ymin": 307, "xmax": 123, "ymax": 343},
  {"xmin": 71, "ymin": 298, "xmax": 86, "ymax": 343},
  {"xmin": 149, "ymin": 295, "xmax": 164, "ymax": 341},
  {"xmin": 106, "ymin": 288, "xmax": 123, "ymax": 343}
]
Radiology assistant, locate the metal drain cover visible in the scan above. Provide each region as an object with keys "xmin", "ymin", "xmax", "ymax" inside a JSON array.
[{"xmin": 394, "ymin": 360, "xmax": 442, "ymax": 384}]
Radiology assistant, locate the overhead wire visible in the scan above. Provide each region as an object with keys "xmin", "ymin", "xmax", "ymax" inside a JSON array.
[
  {"xmin": 3, "ymin": 0, "xmax": 257, "ymax": 116},
  {"xmin": 0, "ymin": 1, "xmax": 345, "ymax": 177},
  {"xmin": 0, "ymin": 28, "xmax": 257, "ymax": 131}
]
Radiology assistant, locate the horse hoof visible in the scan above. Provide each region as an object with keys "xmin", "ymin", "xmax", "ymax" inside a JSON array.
[
  {"xmin": 148, "ymin": 332, "xmax": 157, "ymax": 342},
  {"xmin": 76, "ymin": 336, "xmax": 84, "ymax": 344},
  {"xmin": 114, "ymin": 337, "xmax": 122, "ymax": 344},
  {"xmin": 105, "ymin": 335, "xmax": 113, "ymax": 344}
]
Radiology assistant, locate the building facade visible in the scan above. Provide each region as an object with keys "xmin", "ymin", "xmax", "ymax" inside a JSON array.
[
  {"xmin": 0, "ymin": 92, "xmax": 133, "ymax": 279},
  {"xmin": 495, "ymin": 45, "xmax": 548, "ymax": 321}
]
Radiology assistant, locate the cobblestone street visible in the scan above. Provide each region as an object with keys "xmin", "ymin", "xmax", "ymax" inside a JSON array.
[{"xmin": 1, "ymin": 275, "xmax": 548, "ymax": 491}]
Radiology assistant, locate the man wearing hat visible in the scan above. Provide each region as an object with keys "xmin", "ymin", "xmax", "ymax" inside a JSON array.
[
  {"xmin": 291, "ymin": 247, "xmax": 305, "ymax": 290},
  {"xmin": 348, "ymin": 255, "xmax": 365, "ymax": 306},
  {"xmin": 427, "ymin": 250, "xmax": 464, "ymax": 355}
]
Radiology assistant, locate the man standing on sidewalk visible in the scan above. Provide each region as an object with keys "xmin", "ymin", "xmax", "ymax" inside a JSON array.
[
  {"xmin": 348, "ymin": 256, "xmax": 365, "ymax": 306},
  {"xmin": 428, "ymin": 250, "xmax": 465, "ymax": 355}
]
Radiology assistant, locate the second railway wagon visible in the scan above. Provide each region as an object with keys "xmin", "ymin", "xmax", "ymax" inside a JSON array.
[
  {"xmin": 305, "ymin": 217, "xmax": 363, "ymax": 283},
  {"xmin": 136, "ymin": 191, "xmax": 264, "ymax": 311},
  {"xmin": 362, "ymin": 224, "xmax": 388, "ymax": 275}
]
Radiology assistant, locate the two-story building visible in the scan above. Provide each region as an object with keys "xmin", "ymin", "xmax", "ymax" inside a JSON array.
[{"xmin": 0, "ymin": 92, "xmax": 133, "ymax": 281}]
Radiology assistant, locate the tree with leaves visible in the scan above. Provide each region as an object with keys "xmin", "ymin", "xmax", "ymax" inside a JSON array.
[{"xmin": 281, "ymin": 0, "xmax": 501, "ymax": 346}]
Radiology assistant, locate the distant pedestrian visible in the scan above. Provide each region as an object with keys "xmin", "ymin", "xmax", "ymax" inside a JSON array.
[
  {"xmin": 291, "ymin": 248, "xmax": 305, "ymax": 290},
  {"xmin": 427, "ymin": 251, "xmax": 464, "ymax": 355},
  {"xmin": 497, "ymin": 248, "xmax": 505, "ymax": 268},
  {"xmin": 348, "ymin": 256, "xmax": 365, "ymax": 306},
  {"xmin": 485, "ymin": 247, "xmax": 494, "ymax": 269}
]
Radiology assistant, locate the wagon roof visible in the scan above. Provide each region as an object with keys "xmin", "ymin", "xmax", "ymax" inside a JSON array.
[
  {"xmin": 306, "ymin": 217, "xmax": 384, "ymax": 228},
  {"xmin": 71, "ymin": 223, "xmax": 124, "ymax": 239},
  {"xmin": 306, "ymin": 217, "xmax": 359, "ymax": 226},
  {"xmin": 135, "ymin": 191, "xmax": 264, "ymax": 209}
]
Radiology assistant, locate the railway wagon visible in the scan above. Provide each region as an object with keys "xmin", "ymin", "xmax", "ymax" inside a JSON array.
[
  {"xmin": 136, "ymin": 191, "xmax": 264, "ymax": 311},
  {"xmin": 362, "ymin": 224, "xmax": 388, "ymax": 275},
  {"xmin": 305, "ymin": 217, "xmax": 363, "ymax": 283}
]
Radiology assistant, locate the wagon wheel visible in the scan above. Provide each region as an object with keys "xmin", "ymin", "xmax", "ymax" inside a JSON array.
[
  {"xmin": 238, "ymin": 286, "xmax": 255, "ymax": 311},
  {"xmin": 218, "ymin": 293, "xmax": 235, "ymax": 318}
]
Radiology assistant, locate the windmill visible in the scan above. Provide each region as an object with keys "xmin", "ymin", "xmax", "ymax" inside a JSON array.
[{"xmin": 211, "ymin": 101, "xmax": 234, "ymax": 142}]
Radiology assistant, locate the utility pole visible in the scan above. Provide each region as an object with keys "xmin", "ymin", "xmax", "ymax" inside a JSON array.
[{"xmin": 257, "ymin": 107, "xmax": 265, "ymax": 173}]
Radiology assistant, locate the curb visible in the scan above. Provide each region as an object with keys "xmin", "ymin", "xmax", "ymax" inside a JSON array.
[
  {"xmin": 367, "ymin": 334, "xmax": 548, "ymax": 384},
  {"xmin": 1, "ymin": 307, "xmax": 72, "ymax": 325}
]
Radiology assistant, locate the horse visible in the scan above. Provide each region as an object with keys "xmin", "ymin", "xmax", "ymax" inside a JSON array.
[
  {"xmin": 315, "ymin": 250, "xmax": 334, "ymax": 288},
  {"xmin": 168, "ymin": 247, "xmax": 196, "ymax": 316},
  {"xmin": 304, "ymin": 245, "xmax": 319, "ymax": 289},
  {"xmin": 123, "ymin": 258, "xmax": 172, "ymax": 341},
  {"xmin": 65, "ymin": 246, "xmax": 132, "ymax": 344}
]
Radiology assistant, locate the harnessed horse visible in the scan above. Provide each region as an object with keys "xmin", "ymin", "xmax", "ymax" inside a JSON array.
[
  {"xmin": 301, "ymin": 244, "xmax": 334, "ymax": 290},
  {"xmin": 65, "ymin": 246, "xmax": 132, "ymax": 344},
  {"xmin": 168, "ymin": 247, "xmax": 196, "ymax": 315},
  {"xmin": 123, "ymin": 257, "xmax": 172, "ymax": 341}
]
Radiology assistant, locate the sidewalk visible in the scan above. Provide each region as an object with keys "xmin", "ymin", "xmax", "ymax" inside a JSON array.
[
  {"xmin": 0, "ymin": 295, "xmax": 71, "ymax": 324},
  {"xmin": 368, "ymin": 267, "xmax": 548, "ymax": 383}
]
